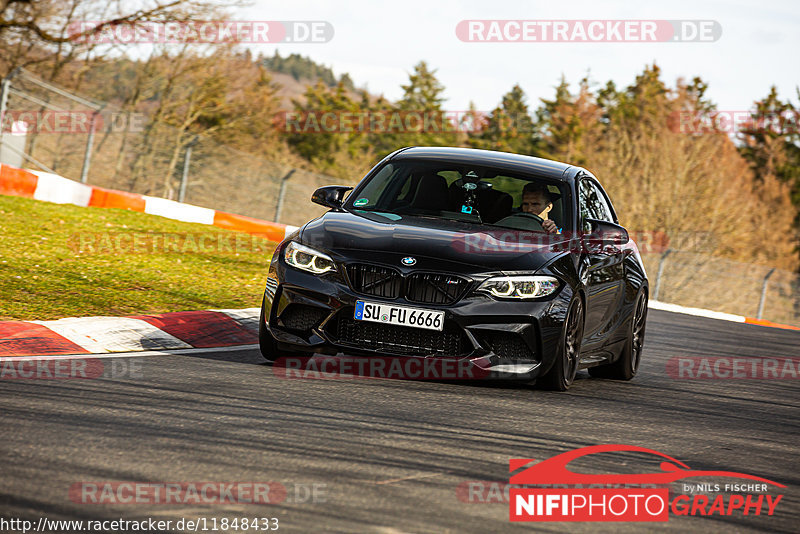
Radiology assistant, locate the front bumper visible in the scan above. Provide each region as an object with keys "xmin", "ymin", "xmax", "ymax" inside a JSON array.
[{"xmin": 263, "ymin": 260, "xmax": 572, "ymax": 380}]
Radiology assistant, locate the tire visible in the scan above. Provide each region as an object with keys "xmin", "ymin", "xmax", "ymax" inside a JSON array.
[
  {"xmin": 539, "ymin": 296, "xmax": 585, "ymax": 391},
  {"xmin": 588, "ymin": 289, "xmax": 647, "ymax": 380}
]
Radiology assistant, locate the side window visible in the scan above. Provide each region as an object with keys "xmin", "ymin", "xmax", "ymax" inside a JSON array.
[
  {"xmin": 578, "ymin": 180, "xmax": 594, "ymax": 231},
  {"xmin": 589, "ymin": 181, "xmax": 614, "ymax": 222},
  {"xmin": 579, "ymin": 179, "xmax": 613, "ymax": 224}
]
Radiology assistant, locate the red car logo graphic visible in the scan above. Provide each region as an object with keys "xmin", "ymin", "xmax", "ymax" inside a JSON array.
[{"xmin": 509, "ymin": 444, "xmax": 785, "ymax": 487}]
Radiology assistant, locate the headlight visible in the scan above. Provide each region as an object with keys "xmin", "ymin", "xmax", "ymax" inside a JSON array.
[
  {"xmin": 478, "ymin": 276, "xmax": 559, "ymax": 299},
  {"xmin": 284, "ymin": 241, "xmax": 335, "ymax": 274}
]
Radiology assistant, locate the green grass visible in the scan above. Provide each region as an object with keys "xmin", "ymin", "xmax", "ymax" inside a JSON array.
[{"xmin": 0, "ymin": 195, "xmax": 277, "ymax": 321}]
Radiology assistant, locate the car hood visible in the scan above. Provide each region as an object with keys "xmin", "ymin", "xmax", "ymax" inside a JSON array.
[{"xmin": 299, "ymin": 210, "xmax": 568, "ymax": 272}]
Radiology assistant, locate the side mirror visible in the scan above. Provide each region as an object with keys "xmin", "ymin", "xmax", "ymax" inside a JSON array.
[
  {"xmin": 584, "ymin": 219, "xmax": 629, "ymax": 245},
  {"xmin": 312, "ymin": 185, "xmax": 353, "ymax": 210}
]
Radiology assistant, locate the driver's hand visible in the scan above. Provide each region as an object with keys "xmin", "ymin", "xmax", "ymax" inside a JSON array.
[{"xmin": 542, "ymin": 219, "xmax": 558, "ymax": 234}]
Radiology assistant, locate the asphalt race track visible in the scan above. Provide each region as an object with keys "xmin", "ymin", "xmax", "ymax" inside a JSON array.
[{"xmin": 1, "ymin": 309, "xmax": 798, "ymax": 533}]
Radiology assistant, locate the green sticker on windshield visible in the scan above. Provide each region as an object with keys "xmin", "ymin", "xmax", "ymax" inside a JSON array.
[{"xmin": 353, "ymin": 198, "xmax": 369, "ymax": 207}]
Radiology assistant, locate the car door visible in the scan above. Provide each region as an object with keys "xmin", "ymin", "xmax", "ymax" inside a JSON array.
[{"xmin": 578, "ymin": 176, "xmax": 626, "ymax": 348}]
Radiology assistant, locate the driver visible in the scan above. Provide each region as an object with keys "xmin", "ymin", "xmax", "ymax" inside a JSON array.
[{"xmin": 521, "ymin": 183, "xmax": 559, "ymax": 234}]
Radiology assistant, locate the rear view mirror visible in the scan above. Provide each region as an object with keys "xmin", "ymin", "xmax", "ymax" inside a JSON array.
[{"xmin": 312, "ymin": 186, "xmax": 353, "ymax": 209}]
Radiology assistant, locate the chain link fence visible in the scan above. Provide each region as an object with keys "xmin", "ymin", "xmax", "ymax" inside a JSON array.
[
  {"xmin": 0, "ymin": 68, "xmax": 337, "ymax": 227},
  {"xmin": 643, "ymin": 251, "xmax": 800, "ymax": 326},
  {"xmin": 2, "ymin": 69, "xmax": 799, "ymax": 326}
]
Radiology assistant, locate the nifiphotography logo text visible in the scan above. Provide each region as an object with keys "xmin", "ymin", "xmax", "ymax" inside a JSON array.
[{"xmin": 508, "ymin": 445, "xmax": 785, "ymax": 522}]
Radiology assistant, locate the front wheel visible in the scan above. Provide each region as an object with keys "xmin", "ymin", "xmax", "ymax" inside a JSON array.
[
  {"xmin": 539, "ymin": 296, "xmax": 585, "ymax": 391},
  {"xmin": 589, "ymin": 289, "xmax": 647, "ymax": 380}
]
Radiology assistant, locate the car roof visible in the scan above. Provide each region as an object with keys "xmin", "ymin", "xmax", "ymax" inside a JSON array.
[{"xmin": 389, "ymin": 146, "xmax": 576, "ymax": 181}]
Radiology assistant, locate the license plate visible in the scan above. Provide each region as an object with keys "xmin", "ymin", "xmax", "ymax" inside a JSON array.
[{"xmin": 354, "ymin": 300, "xmax": 444, "ymax": 331}]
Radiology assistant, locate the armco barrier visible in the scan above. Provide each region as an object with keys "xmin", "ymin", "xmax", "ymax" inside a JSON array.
[
  {"xmin": 89, "ymin": 186, "xmax": 147, "ymax": 211},
  {"xmin": 212, "ymin": 210, "xmax": 290, "ymax": 236},
  {"xmin": 32, "ymin": 170, "xmax": 93, "ymax": 205},
  {"xmin": 0, "ymin": 163, "xmax": 297, "ymax": 242},
  {"xmin": 3, "ymin": 163, "xmax": 799, "ymax": 337},
  {"xmin": 0, "ymin": 165, "xmax": 38, "ymax": 197}
]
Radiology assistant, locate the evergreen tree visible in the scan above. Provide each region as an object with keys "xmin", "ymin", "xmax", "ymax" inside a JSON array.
[
  {"xmin": 262, "ymin": 51, "xmax": 352, "ymax": 89},
  {"xmin": 339, "ymin": 73, "xmax": 355, "ymax": 91},
  {"xmin": 471, "ymin": 84, "xmax": 535, "ymax": 154},
  {"xmin": 464, "ymin": 100, "xmax": 489, "ymax": 149},
  {"xmin": 739, "ymin": 87, "xmax": 800, "ymax": 230},
  {"xmin": 286, "ymin": 81, "xmax": 377, "ymax": 178},
  {"xmin": 398, "ymin": 61, "xmax": 446, "ymax": 111},
  {"xmin": 395, "ymin": 61, "xmax": 452, "ymax": 147},
  {"xmin": 535, "ymin": 76, "xmax": 603, "ymax": 165}
]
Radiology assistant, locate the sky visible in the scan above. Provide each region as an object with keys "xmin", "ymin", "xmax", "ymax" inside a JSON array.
[{"xmin": 239, "ymin": 0, "xmax": 799, "ymax": 113}]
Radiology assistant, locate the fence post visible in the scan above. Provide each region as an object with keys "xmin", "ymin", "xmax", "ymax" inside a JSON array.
[
  {"xmin": 0, "ymin": 75, "xmax": 10, "ymax": 150},
  {"xmin": 178, "ymin": 136, "xmax": 199, "ymax": 203},
  {"xmin": 79, "ymin": 109, "xmax": 101, "ymax": 184},
  {"xmin": 757, "ymin": 268, "xmax": 775, "ymax": 320},
  {"xmin": 274, "ymin": 169, "xmax": 295, "ymax": 223},
  {"xmin": 653, "ymin": 248, "xmax": 672, "ymax": 301}
]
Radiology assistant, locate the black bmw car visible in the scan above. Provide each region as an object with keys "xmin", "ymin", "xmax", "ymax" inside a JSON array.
[{"xmin": 259, "ymin": 147, "xmax": 648, "ymax": 390}]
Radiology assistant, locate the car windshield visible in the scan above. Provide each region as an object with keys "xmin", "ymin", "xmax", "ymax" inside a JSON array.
[{"xmin": 345, "ymin": 159, "xmax": 571, "ymax": 232}]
